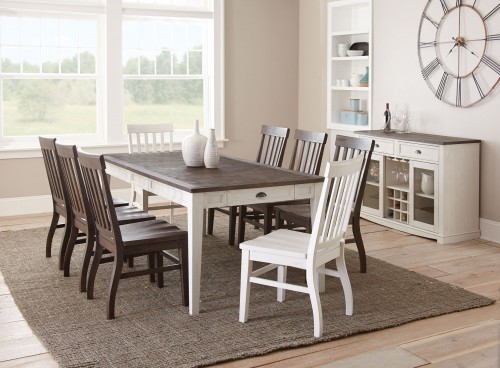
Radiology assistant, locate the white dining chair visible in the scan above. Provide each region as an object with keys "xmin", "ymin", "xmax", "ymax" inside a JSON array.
[
  {"xmin": 238, "ymin": 154, "xmax": 364, "ymax": 338},
  {"xmin": 127, "ymin": 123, "xmax": 183, "ymax": 222}
]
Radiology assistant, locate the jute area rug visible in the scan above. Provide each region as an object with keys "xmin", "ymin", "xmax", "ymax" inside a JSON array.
[{"xmin": 0, "ymin": 215, "xmax": 494, "ymax": 368}]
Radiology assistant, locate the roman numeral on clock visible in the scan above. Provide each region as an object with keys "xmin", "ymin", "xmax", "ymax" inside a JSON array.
[
  {"xmin": 436, "ymin": 72, "xmax": 449, "ymax": 100},
  {"xmin": 418, "ymin": 41, "xmax": 437, "ymax": 48},
  {"xmin": 422, "ymin": 58, "xmax": 440, "ymax": 79},
  {"xmin": 456, "ymin": 77, "xmax": 462, "ymax": 107},
  {"xmin": 481, "ymin": 55, "xmax": 500, "ymax": 75},
  {"xmin": 423, "ymin": 13, "xmax": 439, "ymax": 28},
  {"xmin": 483, "ymin": 3, "xmax": 500, "ymax": 21},
  {"xmin": 486, "ymin": 34, "xmax": 500, "ymax": 41},
  {"xmin": 440, "ymin": 0, "xmax": 449, "ymax": 13},
  {"xmin": 456, "ymin": 0, "xmax": 462, "ymax": 5},
  {"xmin": 472, "ymin": 72, "xmax": 485, "ymax": 99}
]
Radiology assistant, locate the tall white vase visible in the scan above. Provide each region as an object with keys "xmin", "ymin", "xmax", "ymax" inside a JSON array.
[
  {"xmin": 421, "ymin": 172, "xmax": 434, "ymax": 195},
  {"xmin": 204, "ymin": 129, "xmax": 220, "ymax": 168},
  {"xmin": 182, "ymin": 120, "xmax": 207, "ymax": 167}
]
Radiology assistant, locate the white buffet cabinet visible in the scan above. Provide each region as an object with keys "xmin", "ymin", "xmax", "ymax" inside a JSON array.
[{"xmin": 355, "ymin": 130, "xmax": 480, "ymax": 244}]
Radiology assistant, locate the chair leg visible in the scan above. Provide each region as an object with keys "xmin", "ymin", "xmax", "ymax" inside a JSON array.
[
  {"xmin": 239, "ymin": 250, "xmax": 252, "ymax": 323},
  {"xmin": 207, "ymin": 209, "xmax": 215, "ymax": 235},
  {"xmin": 336, "ymin": 245, "xmax": 353, "ymax": 316},
  {"xmin": 58, "ymin": 219, "xmax": 72, "ymax": 271},
  {"xmin": 127, "ymin": 256, "xmax": 134, "ymax": 268},
  {"xmin": 46, "ymin": 212, "xmax": 59, "ymax": 258},
  {"xmin": 63, "ymin": 225, "xmax": 79, "ymax": 277},
  {"xmin": 277, "ymin": 265, "xmax": 287, "ymax": 302},
  {"xmin": 141, "ymin": 189, "xmax": 149, "ymax": 212},
  {"xmin": 228, "ymin": 206, "xmax": 237, "ymax": 246},
  {"xmin": 238, "ymin": 206, "xmax": 247, "ymax": 245},
  {"xmin": 107, "ymin": 257, "xmax": 124, "ymax": 320},
  {"xmin": 80, "ymin": 228, "xmax": 95, "ymax": 293},
  {"xmin": 275, "ymin": 209, "xmax": 283, "ymax": 230},
  {"xmin": 148, "ymin": 254, "xmax": 156, "ymax": 283},
  {"xmin": 306, "ymin": 268, "xmax": 323, "ymax": 338},
  {"xmin": 87, "ymin": 244, "xmax": 104, "ymax": 300},
  {"xmin": 156, "ymin": 252, "xmax": 164, "ymax": 288},
  {"xmin": 179, "ymin": 241, "xmax": 189, "ymax": 307},
  {"xmin": 352, "ymin": 216, "xmax": 367, "ymax": 273}
]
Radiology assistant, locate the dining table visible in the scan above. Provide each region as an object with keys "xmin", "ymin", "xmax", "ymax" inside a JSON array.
[{"xmin": 104, "ymin": 151, "xmax": 324, "ymax": 315}]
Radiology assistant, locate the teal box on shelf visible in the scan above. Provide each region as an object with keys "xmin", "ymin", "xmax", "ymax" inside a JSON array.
[
  {"xmin": 340, "ymin": 110, "xmax": 357, "ymax": 125},
  {"xmin": 356, "ymin": 112, "xmax": 368, "ymax": 125}
]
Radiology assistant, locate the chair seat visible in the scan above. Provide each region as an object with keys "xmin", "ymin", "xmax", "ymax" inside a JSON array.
[
  {"xmin": 112, "ymin": 197, "xmax": 129, "ymax": 207},
  {"xmin": 120, "ymin": 220, "xmax": 187, "ymax": 248},
  {"xmin": 240, "ymin": 229, "xmax": 311, "ymax": 259},
  {"xmin": 275, "ymin": 204, "xmax": 311, "ymax": 219},
  {"xmin": 116, "ymin": 206, "xmax": 156, "ymax": 224}
]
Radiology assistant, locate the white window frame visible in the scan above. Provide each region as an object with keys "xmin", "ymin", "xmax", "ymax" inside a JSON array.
[{"xmin": 0, "ymin": 0, "xmax": 224, "ymax": 158}]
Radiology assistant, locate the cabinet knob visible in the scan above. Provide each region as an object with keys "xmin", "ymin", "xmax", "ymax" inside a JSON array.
[
  {"xmin": 415, "ymin": 150, "xmax": 422, "ymax": 154},
  {"xmin": 256, "ymin": 192, "xmax": 267, "ymax": 198},
  {"xmin": 375, "ymin": 144, "xmax": 380, "ymax": 148}
]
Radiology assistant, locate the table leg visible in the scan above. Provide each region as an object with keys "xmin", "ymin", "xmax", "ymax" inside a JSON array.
[{"xmin": 187, "ymin": 193, "xmax": 205, "ymax": 315}]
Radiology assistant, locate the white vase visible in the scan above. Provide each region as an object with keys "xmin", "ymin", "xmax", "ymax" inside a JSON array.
[
  {"xmin": 204, "ymin": 129, "xmax": 220, "ymax": 169},
  {"xmin": 182, "ymin": 120, "xmax": 207, "ymax": 167},
  {"xmin": 421, "ymin": 172, "xmax": 434, "ymax": 195},
  {"xmin": 350, "ymin": 73, "xmax": 364, "ymax": 87}
]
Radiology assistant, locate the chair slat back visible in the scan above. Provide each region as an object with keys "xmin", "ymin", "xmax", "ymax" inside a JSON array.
[
  {"xmin": 127, "ymin": 123, "xmax": 174, "ymax": 154},
  {"xmin": 289, "ymin": 129, "xmax": 328, "ymax": 175},
  {"xmin": 56, "ymin": 143, "xmax": 92, "ymax": 227},
  {"xmin": 77, "ymin": 150, "xmax": 121, "ymax": 254},
  {"xmin": 308, "ymin": 155, "xmax": 364, "ymax": 259},
  {"xmin": 255, "ymin": 125, "xmax": 290, "ymax": 167},
  {"xmin": 39, "ymin": 137, "xmax": 67, "ymax": 210},
  {"xmin": 332, "ymin": 135, "xmax": 375, "ymax": 213}
]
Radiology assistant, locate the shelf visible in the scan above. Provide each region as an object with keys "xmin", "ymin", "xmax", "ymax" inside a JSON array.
[
  {"xmin": 330, "ymin": 0, "xmax": 370, "ymax": 8},
  {"xmin": 331, "ymin": 30, "xmax": 369, "ymax": 36},
  {"xmin": 331, "ymin": 86, "xmax": 369, "ymax": 91},
  {"xmin": 366, "ymin": 180, "xmax": 379, "ymax": 186},
  {"xmin": 387, "ymin": 196, "xmax": 408, "ymax": 203},
  {"xmin": 386, "ymin": 184, "xmax": 409, "ymax": 191},
  {"xmin": 415, "ymin": 191, "xmax": 434, "ymax": 199},
  {"xmin": 331, "ymin": 56, "xmax": 369, "ymax": 61},
  {"xmin": 327, "ymin": 123, "xmax": 369, "ymax": 131}
]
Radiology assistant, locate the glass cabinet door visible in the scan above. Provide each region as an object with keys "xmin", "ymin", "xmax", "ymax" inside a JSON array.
[
  {"xmin": 384, "ymin": 157, "xmax": 410, "ymax": 224},
  {"xmin": 411, "ymin": 161, "xmax": 438, "ymax": 232},
  {"xmin": 361, "ymin": 154, "xmax": 382, "ymax": 216}
]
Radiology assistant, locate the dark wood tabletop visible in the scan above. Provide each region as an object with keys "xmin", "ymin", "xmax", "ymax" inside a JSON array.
[
  {"xmin": 105, "ymin": 152, "xmax": 323, "ymax": 193},
  {"xmin": 355, "ymin": 130, "xmax": 481, "ymax": 145}
]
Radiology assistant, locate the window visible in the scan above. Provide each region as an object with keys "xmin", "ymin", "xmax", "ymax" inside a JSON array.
[{"xmin": 0, "ymin": 0, "xmax": 224, "ymax": 151}]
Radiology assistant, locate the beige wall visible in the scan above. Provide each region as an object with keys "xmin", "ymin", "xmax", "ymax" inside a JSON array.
[{"xmin": 298, "ymin": 0, "xmax": 500, "ymax": 223}]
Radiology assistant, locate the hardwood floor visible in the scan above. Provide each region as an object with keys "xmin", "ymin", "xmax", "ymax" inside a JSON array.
[{"xmin": 0, "ymin": 213, "xmax": 498, "ymax": 367}]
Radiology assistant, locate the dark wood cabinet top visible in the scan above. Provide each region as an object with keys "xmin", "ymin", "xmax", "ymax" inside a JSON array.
[
  {"xmin": 355, "ymin": 130, "xmax": 481, "ymax": 145},
  {"xmin": 105, "ymin": 152, "xmax": 323, "ymax": 193}
]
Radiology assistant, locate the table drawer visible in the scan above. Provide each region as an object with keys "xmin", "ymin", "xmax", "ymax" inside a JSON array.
[
  {"xmin": 373, "ymin": 138, "xmax": 394, "ymax": 155},
  {"xmin": 227, "ymin": 185, "xmax": 295, "ymax": 206},
  {"xmin": 397, "ymin": 142, "xmax": 439, "ymax": 162}
]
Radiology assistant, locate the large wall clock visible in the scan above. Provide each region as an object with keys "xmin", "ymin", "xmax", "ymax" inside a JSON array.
[{"xmin": 418, "ymin": 0, "xmax": 500, "ymax": 107}]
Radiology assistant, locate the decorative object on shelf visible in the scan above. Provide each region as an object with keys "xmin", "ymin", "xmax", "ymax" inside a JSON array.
[
  {"xmin": 350, "ymin": 72, "xmax": 364, "ymax": 87},
  {"xmin": 368, "ymin": 161, "xmax": 379, "ymax": 183},
  {"xmin": 421, "ymin": 172, "xmax": 434, "ymax": 195},
  {"xmin": 346, "ymin": 50, "xmax": 364, "ymax": 57},
  {"xmin": 383, "ymin": 103, "xmax": 391, "ymax": 132},
  {"xmin": 360, "ymin": 66, "xmax": 369, "ymax": 87},
  {"xmin": 338, "ymin": 43, "xmax": 349, "ymax": 57},
  {"xmin": 181, "ymin": 119, "xmax": 207, "ymax": 167},
  {"xmin": 418, "ymin": 1, "xmax": 500, "ymax": 107},
  {"xmin": 203, "ymin": 129, "xmax": 220, "ymax": 169},
  {"xmin": 350, "ymin": 99, "xmax": 360, "ymax": 110},
  {"xmin": 356, "ymin": 112, "xmax": 368, "ymax": 126},
  {"xmin": 350, "ymin": 42, "xmax": 369, "ymax": 55}
]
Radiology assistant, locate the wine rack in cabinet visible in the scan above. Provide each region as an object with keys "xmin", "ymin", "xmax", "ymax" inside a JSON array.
[
  {"xmin": 327, "ymin": 0, "xmax": 372, "ymax": 131},
  {"xmin": 356, "ymin": 130, "xmax": 480, "ymax": 244}
]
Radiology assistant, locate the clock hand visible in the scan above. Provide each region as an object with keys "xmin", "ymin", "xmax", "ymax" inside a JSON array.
[
  {"xmin": 452, "ymin": 37, "xmax": 479, "ymax": 58},
  {"xmin": 446, "ymin": 42, "xmax": 458, "ymax": 57}
]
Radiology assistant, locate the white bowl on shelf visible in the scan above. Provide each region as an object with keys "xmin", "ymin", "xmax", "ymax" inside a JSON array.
[{"xmin": 346, "ymin": 50, "xmax": 364, "ymax": 57}]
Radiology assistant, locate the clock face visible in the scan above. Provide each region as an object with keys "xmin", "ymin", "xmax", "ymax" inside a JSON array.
[{"xmin": 418, "ymin": 0, "xmax": 500, "ymax": 107}]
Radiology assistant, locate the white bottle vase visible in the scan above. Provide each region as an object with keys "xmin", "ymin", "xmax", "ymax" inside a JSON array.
[
  {"xmin": 204, "ymin": 129, "xmax": 220, "ymax": 168},
  {"xmin": 421, "ymin": 172, "xmax": 434, "ymax": 195},
  {"xmin": 182, "ymin": 120, "xmax": 207, "ymax": 167}
]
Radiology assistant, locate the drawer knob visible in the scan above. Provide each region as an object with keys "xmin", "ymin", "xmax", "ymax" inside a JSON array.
[
  {"xmin": 415, "ymin": 150, "xmax": 422, "ymax": 154},
  {"xmin": 256, "ymin": 192, "xmax": 267, "ymax": 198},
  {"xmin": 375, "ymin": 144, "xmax": 380, "ymax": 148}
]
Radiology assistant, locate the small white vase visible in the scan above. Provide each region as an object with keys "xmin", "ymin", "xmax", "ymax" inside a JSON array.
[
  {"xmin": 182, "ymin": 120, "xmax": 207, "ymax": 167},
  {"xmin": 350, "ymin": 73, "xmax": 364, "ymax": 87},
  {"xmin": 421, "ymin": 172, "xmax": 434, "ymax": 195},
  {"xmin": 204, "ymin": 129, "xmax": 220, "ymax": 169}
]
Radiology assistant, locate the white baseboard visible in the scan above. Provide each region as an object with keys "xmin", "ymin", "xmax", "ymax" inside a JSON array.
[
  {"xmin": 0, "ymin": 189, "xmax": 131, "ymax": 217},
  {"xmin": 479, "ymin": 218, "xmax": 500, "ymax": 245}
]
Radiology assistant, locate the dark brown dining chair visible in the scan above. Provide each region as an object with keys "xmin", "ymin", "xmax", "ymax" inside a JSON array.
[
  {"xmin": 56, "ymin": 143, "xmax": 157, "ymax": 292},
  {"xmin": 206, "ymin": 125, "xmax": 290, "ymax": 245},
  {"xmin": 78, "ymin": 149, "xmax": 188, "ymax": 319},
  {"xmin": 237, "ymin": 129, "xmax": 328, "ymax": 244},
  {"xmin": 274, "ymin": 135, "xmax": 375, "ymax": 273}
]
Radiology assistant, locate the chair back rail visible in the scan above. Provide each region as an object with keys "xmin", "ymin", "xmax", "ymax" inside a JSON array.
[
  {"xmin": 127, "ymin": 123, "xmax": 174, "ymax": 153},
  {"xmin": 78, "ymin": 150, "xmax": 121, "ymax": 256},
  {"xmin": 255, "ymin": 125, "xmax": 290, "ymax": 167},
  {"xmin": 39, "ymin": 137, "xmax": 67, "ymax": 210},
  {"xmin": 288, "ymin": 129, "xmax": 328, "ymax": 175}
]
